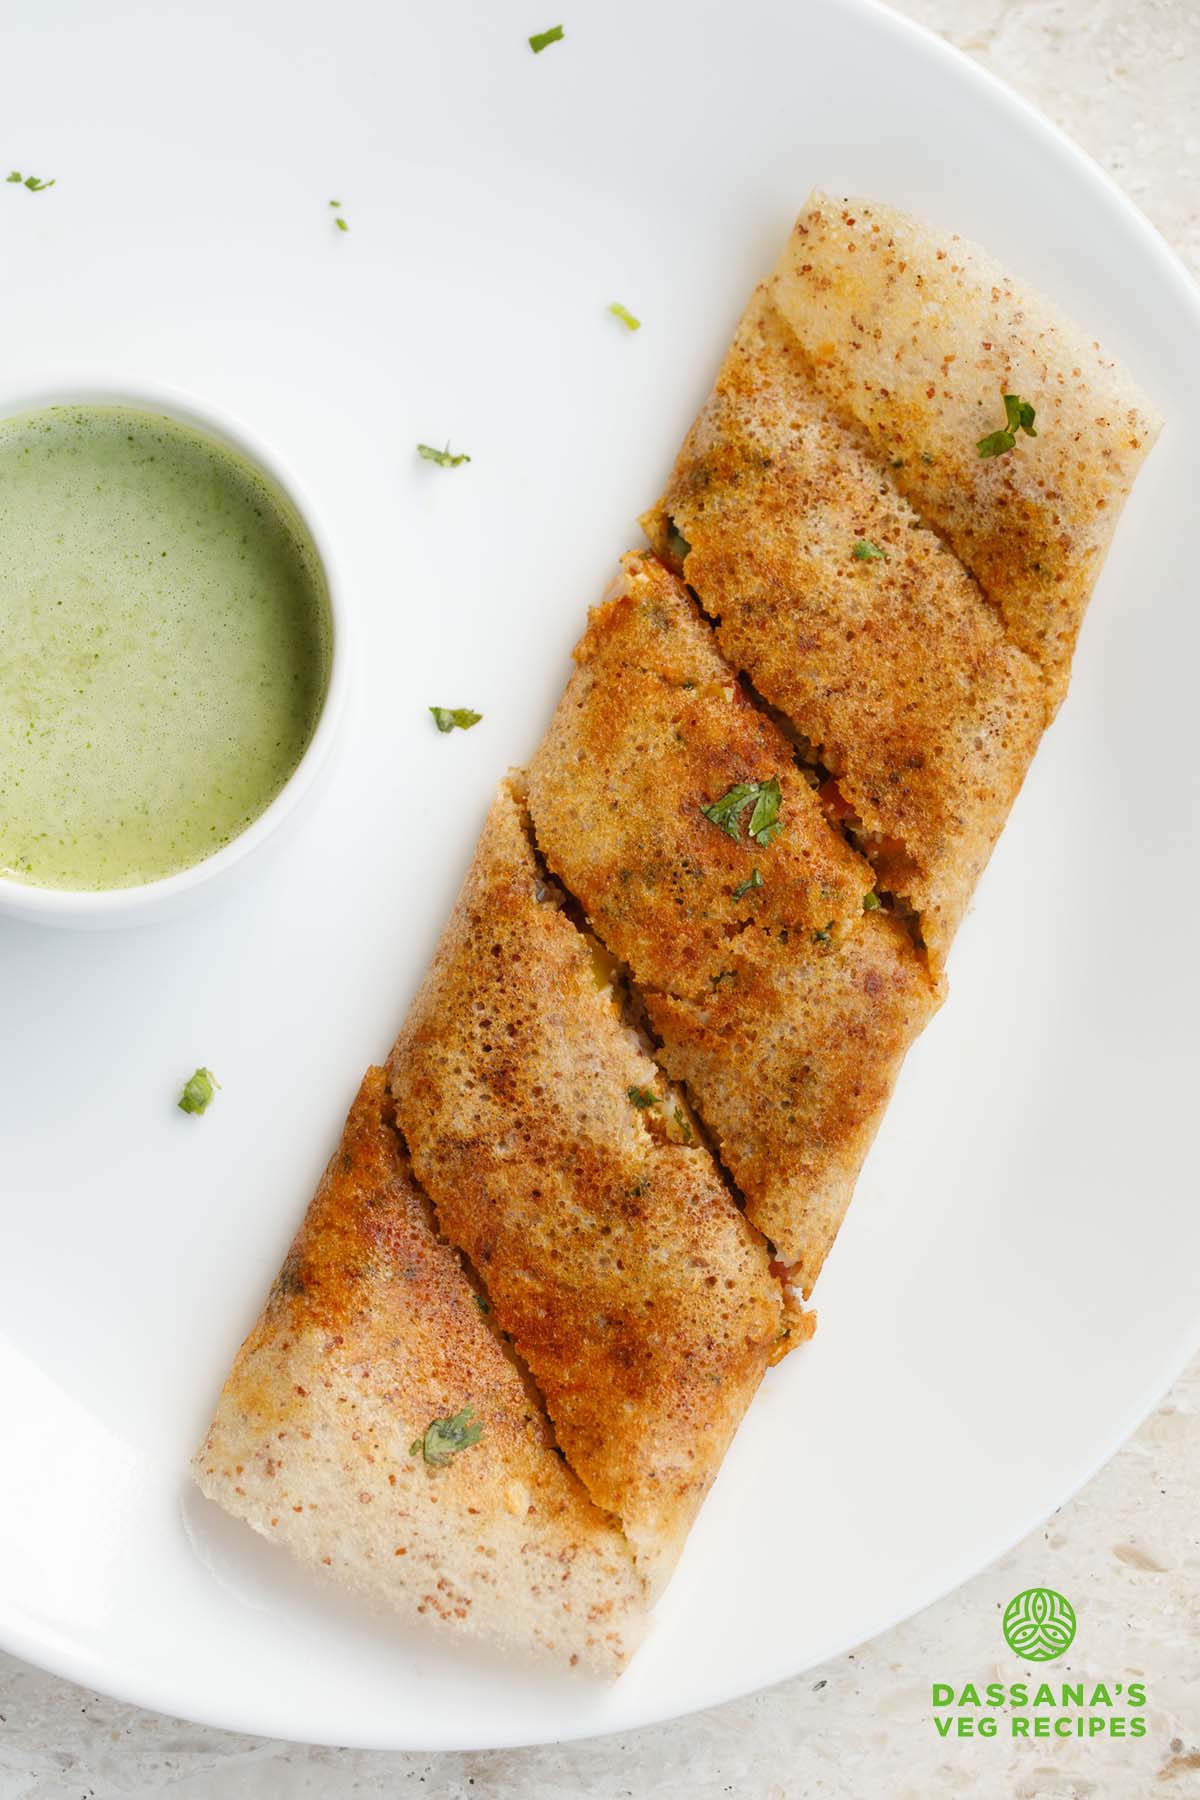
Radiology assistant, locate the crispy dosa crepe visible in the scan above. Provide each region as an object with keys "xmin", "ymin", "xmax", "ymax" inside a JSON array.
[
  {"xmin": 643, "ymin": 290, "xmax": 1047, "ymax": 966},
  {"xmin": 196, "ymin": 193, "xmax": 1161, "ymax": 1672},
  {"xmin": 527, "ymin": 553, "xmax": 872, "ymax": 998},
  {"xmin": 527, "ymin": 555, "xmax": 941, "ymax": 1291},
  {"xmin": 768, "ymin": 192, "xmax": 1162, "ymax": 709},
  {"xmin": 193, "ymin": 1068, "xmax": 646, "ymax": 1674},
  {"xmin": 643, "ymin": 913, "xmax": 937, "ymax": 1292},
  {"xmin": 388, "ymin": 784, "xmax": 783, "ymax": 1594}
]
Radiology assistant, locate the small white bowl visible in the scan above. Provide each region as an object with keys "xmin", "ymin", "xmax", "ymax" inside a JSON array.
[{"xmin": 0, "ymin": 382, "xmax": 348, "ymax": 928}]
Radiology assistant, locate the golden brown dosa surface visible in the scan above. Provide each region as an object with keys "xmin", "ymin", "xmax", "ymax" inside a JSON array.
[
  {"xmin": 643, "ymin": 291, "xmax": 1046, "ymax": 967},
  {"xmin": 645, "ymin": 913, "xmax": 939, "ymax": 1294},
  {"xmin": 769, "ymin": 192, "xmax": 1162, "ymax": 710},
  {"xmin": 528, "ymin": 556, "xmax": 941, "ymax": 1291},
  {"xmin": 193, "ymin": 1069, "xmax": 646, "ymax": 1673},
  {"xmin": 388, "ymin": 786, "xmax": 782, "ymax": 1594},
  {"xmin": 527, "ymin": 552, "xmax": 872, "ymax": 998}
]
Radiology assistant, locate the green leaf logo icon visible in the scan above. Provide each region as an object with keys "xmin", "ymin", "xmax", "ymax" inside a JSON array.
[{"xmin": 1002, "ymin": 1587, "xmax": 1077, "ymax": 1661}]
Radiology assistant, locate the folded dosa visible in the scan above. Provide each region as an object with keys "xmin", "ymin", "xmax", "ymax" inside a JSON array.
[
  {"xmin": 769, "ymin": 192, "xmax": 1162, "ymax": 709},
  {"xmin": 193, "ymin": 1068, "xmax": 646, "ymax": 1673},
  {"xmin": 528, "ymin": 553, "xmax": 872, "ymax": 998},
  {"xmin": 388, "ymin": 783, "xmax": 783, "ymax": 1594},
  {"xmin": 643, "ymin": 289, "xmax": 1046, "ymax": 966},
  {"xmin": 527, "ymin": 555, "xmax": 940, "ymax": 1291},
  {"xmin": 643, "ymin": 914, "xmax": 936, "ymax": 1291},
  {"xmin": 196, "ymin": 191, "xmax": 1160, "ymax": 1672}
]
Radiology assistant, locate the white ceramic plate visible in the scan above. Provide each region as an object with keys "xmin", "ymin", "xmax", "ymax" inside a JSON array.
[{"xmin": 1, "ymin": 0, "xmax": 1197, "ymax": 1752}]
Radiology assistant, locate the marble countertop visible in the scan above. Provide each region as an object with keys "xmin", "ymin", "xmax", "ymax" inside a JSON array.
[{"xmin": 2, "ymin": 4, "xmax": 1197, "ymax": 1794}]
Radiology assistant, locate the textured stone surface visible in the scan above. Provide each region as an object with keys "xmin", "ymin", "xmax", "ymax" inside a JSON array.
[
  {"xmin": 898, "ymin": 0, "xmax": 1200, "ymax": 278},
  {"xmin": 2, "ymin": 3, "xmax": 1197, "ymax": 1794}
]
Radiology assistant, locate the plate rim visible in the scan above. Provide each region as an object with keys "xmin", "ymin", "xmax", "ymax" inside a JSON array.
[{"xmin": 3, "ymin": 0, "xmax": 1199, "ymax": 1751}]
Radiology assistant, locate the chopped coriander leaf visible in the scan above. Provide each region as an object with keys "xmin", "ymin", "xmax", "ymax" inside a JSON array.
[
  {"xmin": 1004, "ymin": 392, "xmax": 1037, "ymax": 436},
  {"xmin": 732, "ymin": 868, "xmax": 763, "ymax": 900},
  {"xmin": 627, "ymin": 1085, "xmax": 659, "ymax": 1109},
  {"xmin": 430, "ymin": 705, "xmax": 482, "ymax": 734},
  {"xmin": 976, "ymin": 428, "xmax": 1014, "ymax": 459},
  {"xmin": 8, "ymin": 171, "xmax": 55, "ymax": 190},
  {"xmin": 329, "ymin": 199, "xmax": 341, "ymax": 207},
  {"xmin": 711, "ymin": 968, "xmax": 736, "ymax": 988},
  {"xmin": 178, "ymin": 1067, "xmax": 220, "ymax": 1115},
  {"xmin": 862, "ymin": 890, "xmax": 882, "ymax": 910},
  {"xmin": 673, "ymin": 1107, "xmax": 693, "ymax": 1143},
  {"xmin": 702, "ymin": 781, "xmax": 758, "ymax": 840},
  {"xmin": 335, "ymin": 215, "xmax": 349, "ymax": 232},
  {"xmin": 417, "ymin": 441, "xmax": 471, "ymax": 467},
  {"xmin": 5, "ymin": 172, "xmax": 20, "ymax": 183},
  {"xmin": 812, "ymin": 923, "xmax": 833, "ymax": 944},
  {"xmin": 852, "ymin": 538, "xmax": 885, "ymax": 561},
  {"xmin": 701, "ymin": 776, "xmax": 783, "ymax": 847},
  {"xmin": 529, "ymin": 23, "xmax": 564, "ymax": 51},
  {"xmin": 977, "ymin": 392, "xmax": 1037, "ymax": 459},
  {"xmin": 747, "ymin": 776, "xmax": 783, "ymax": 846},
  {"xmin": 608, "ymin": 301, "xmax": 641, "ymax": 331},
  {"xmin": 474, "ymin": 1293, "xmax": 490, "ymax": 1315},
  {"xmin": 412, "ymin": 1405, "xmax": 483, "ymax": 1467}
]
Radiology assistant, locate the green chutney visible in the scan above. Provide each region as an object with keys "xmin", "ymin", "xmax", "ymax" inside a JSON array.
[{"xmin": 0, "ymin": 404, "xmax": 331, "ymax": 890}]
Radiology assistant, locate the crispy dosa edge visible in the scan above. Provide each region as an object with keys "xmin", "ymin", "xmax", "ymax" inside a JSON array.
[
  {"xmin": 641, "ymin": 291, "xmax": 1047, "ymax": 970},
  {"xmin": 192, "ymin": 1067, "xmax": 647, "ymax": 1674},
  {"xmin": 527, "ymin": 554, "xmax": 942, "ymax": 1294},
  {"xmin": 388, "ymin": 782, "xmax": 785, "ymax": 1597},
  {"xmin": 769, "ymin": 191, "xmax": 1162, "ymax": 713}
]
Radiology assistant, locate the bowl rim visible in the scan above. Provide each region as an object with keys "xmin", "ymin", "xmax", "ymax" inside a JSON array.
[{"xmin": 0, "ymin": 378, "xmax": 349, "ymax": 922}]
